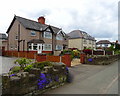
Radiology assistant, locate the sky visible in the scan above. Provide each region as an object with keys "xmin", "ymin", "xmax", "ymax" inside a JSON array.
[{"xmin": 0, "ymin": 0, "xmax": 119, "ymax": 42}]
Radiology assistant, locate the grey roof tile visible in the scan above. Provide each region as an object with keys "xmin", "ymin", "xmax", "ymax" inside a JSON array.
[{"xmin": 15, "ymin": 16, "xmax": 61, "ymax": 34}]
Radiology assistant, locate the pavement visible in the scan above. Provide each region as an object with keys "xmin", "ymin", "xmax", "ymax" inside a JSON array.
[{"xmin": 0, "ymin": 56, "xmax": 119, "ymax": 95}]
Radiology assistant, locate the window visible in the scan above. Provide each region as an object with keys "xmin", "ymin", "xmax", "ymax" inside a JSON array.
[
  {"xmin": 83, "ymin": 39, "xmax": 87, "ymax": 44},
  {"xmin": 33, "ymin": 44, "xmax": 37, "ymax": 50},
  {"xmin": 104, "ymin": 44, "xmax": 108, "ymax": 47},
  {"xmin": 56, "ymin": 34, "xmax": 63, "ymax": 40},
  {"xmin": 15, "ymin": 35, "xmax": 18, "ymax": 40},
  {"xmin": 28, "ymin": 43, "xmax": 37, "ymax": 50},
  {"xmin": 10, "ymin": 46, "xmax": 13, "ymax": 50},
  {"xmin": 89, "ymin": 40, "xmax": 91, "ymax": 44},
  {"xmin": 31, "ymin": 31, "xmax": 36, "ymax": 36},
  {"xmin": 28, "ymin": 44, "xmax": 32, "ymax": 50},
  {"xmin": 44, "ymin": 31, "xmax": 52, "ymax": 39},
  {"xmin": 56, "ymin": 45, "xmax": 63, "ymax": 50},
  {"xmin": 43, "ymin": 44, "xmax": 52, "ymax": 51}
]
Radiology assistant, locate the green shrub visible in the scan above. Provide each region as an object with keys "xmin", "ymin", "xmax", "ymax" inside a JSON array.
[
  {"xmin": 9, "ymin": 66, "xmax": 21, "ymax": 74},
  {"xmin": 33, "ymin": 61, "xmax": 53, "ymax": 70},
  {"xmin": 24, "ymin": 64, "xmax": 33, "ymax": 72},
  {"xmin": 61, "ymin": 49, "xmax": 75, "ymax": 60},
  {"xmin": 73, "ymin": 50, "xmax": 80, "ymax": 58},
  {"xmin": 115, "ymin": 50, "xmax": 120, "ymax": 55},
  {"xmin": 14, "ymin": 58, "xmax": 32, "ymax": 70}
]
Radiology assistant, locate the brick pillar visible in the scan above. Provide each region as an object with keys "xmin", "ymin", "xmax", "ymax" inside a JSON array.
[
  {"xmin": 62, "ymin": 53, "xmax": 71, "ymax": 67},
  {"xmin": 80, "ymin": 53, "xmax": 86, "ymax": 64},
  {"xmin": 36, "ymin": 53, "xmax": 46, "ymax": 62}
]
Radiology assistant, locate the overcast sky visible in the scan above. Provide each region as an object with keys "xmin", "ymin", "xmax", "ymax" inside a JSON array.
[{"xmin": 0, "ymin": 0, "xmax": 119, "ymax": 41}]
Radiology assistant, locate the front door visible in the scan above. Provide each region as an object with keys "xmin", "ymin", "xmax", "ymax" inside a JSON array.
[{"xmin": 37, "ymin": 44, "xmax": 42, "ymax": 54}]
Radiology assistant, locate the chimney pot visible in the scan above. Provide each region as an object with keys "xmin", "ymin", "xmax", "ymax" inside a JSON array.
[{"xmin": 38, "ymin": 16, "xmax": 45, "ymax": 24}]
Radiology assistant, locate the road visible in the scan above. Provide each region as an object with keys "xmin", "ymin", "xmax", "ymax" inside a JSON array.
[
  {"xmin": 0, "ymin": 56, "xmax": 119, "ymax": 95},
  {"xmin": 44, "ymin": 60, "xmax": 119, "ymax": 94}
]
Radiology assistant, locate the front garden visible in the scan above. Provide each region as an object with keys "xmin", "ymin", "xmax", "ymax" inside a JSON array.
[{"xmin": 2, "ymin": 58, "xmax": 70, "ymax": 95}]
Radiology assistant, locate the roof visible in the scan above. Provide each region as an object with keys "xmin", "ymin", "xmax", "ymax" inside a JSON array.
[
  {"xmin": 0, "ymin": 33, "xmax": 7, "ymax": 40},
  {"xmin": 96, "ymin": 40, "xmax": 112, "ymax": 44},
  {"xmin": 67, "ymin": 30, "xmax": 95, "ymax": 40},
  {"xmin": 28, "ymin": 39, "xmax": 45, "ymax": 44},
  {"xmin": 6, "ymin": 15, "xmax": 61, "ymax": 34}
]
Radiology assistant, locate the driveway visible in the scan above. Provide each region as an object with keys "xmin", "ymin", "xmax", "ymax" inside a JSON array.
[{"xmin": 0, "ymin": 56, "xmax": 19, "ymax": 75}]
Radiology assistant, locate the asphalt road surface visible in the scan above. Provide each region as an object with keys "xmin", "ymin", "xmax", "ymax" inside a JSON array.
[
  {"xmin": 0, "ymin": 56, "xmax": 119, "ymax": 95},
  {"xmin": 45, "ymin": 60, "xmax": 119, "ymax": 94}
]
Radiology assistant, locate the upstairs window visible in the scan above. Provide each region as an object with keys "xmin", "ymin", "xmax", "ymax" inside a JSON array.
[
  {"xmin": 83, "ymin": 39, "xmax": 87, "ymax": 44},
  {"xmin": 31, "ymin": 31, "xmax": 36, "ymax": 36},
  {"xmin": 89, "ymin": 40, "xmax": 91, "ymax": 44},
  {"xmin": 44, "ymin": 31, "xmax": 52, "ymax": 39},
  {"xmin": 56, "ymin": 34, "xmax": 63, "ymax": 40}
]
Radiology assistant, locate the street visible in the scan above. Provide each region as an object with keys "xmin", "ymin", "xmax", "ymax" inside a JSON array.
[
  {"xmin": 44, "ymin": 60, "xmax": 119, "ymax": 94},
  {"xmin": 0, "ymin": 56, "xmax": 119, "ymax": 95}
]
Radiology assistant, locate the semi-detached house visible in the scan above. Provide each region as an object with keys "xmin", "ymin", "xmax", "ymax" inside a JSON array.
[{"xmin": 6, "ymin": 16, "xmax": 68, "ymax": 54}]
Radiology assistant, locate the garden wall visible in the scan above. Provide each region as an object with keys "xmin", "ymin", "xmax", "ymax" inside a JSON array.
[
  {"xmin": 2, "ymin": 63, "xmax": 69, "ymax": 95},
  {"xmin": 85, "ymin": 54, "xmax": 120, "ymax": 65}
]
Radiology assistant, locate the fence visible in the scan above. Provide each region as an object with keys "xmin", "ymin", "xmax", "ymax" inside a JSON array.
[
  {"xmin": 36, "ymin": 54, "xmax": 71, "ymax": 67},
  {"xmin": 93, "ymin": 50, "xmax": 113, "ymax": 55},
  {"xmin": 2, "ymin": 51, "xmax": 71, "ymax": 67},
  {"xmin": 2, "ymin": 51, "xmax": 37, "ymax": 59}
]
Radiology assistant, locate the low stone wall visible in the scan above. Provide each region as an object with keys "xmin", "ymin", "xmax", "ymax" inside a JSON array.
[
  {"xmin": 85, "ymin": 55, "xmax": 120, "ymax": 65},
  {"xmin": 2, "ymin": 63, "xmax": 69, "ymax": 95}
]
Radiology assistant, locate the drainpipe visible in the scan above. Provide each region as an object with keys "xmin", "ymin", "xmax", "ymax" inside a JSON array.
[
  {"xmin": 48, "ymin": 25, "xmax": 54, "ymax": 55},
  {"xmin": 23, "ymin": 40, "xmax": 25, "ymax": 51},
  {"xmin": 52, "ymin": 32, "xmax": 54, "ymax": 55}
]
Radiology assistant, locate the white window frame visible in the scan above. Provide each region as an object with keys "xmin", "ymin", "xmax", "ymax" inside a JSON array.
[
  {"xmin": 28, "ymin": 43, "xmax": 33, "ymax": 50},
  {"xmin": 31, "ymin": 31, "xmax": 36, "ymax": 36},
  {"xmin": 43, "ymin": 44, "xmax": 52, "ymax": 51},
  {"xmin": 33, "ymin": 44, "xmax": 37, "ymax": 50},
  {"xmin": 44, "ymin": 31, "xmax": 52, "ymax": 39},
  {"xmin": 56, "ymin": 45, "xmax": 63, "ymax": 51}
]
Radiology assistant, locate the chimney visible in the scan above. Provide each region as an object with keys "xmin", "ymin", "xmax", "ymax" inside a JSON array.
[
  {"xmin": 38, "ymin": 16, "xmax": 45, "ymax": 24},
  {"xmin": 116, "ymin": 40, "xmax": 118, "ymax": 43}
]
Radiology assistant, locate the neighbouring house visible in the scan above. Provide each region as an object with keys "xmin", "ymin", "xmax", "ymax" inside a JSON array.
[
  {"xmin": 6, "ymin": 15, "xmax": 68, "ymax": 55},
  {"xmin": 67, "ymin": 30, "xmax": 96, "ymax": 50},
  {"xmin": 96, "ymin": 40, "xmax": 112, "ymax": 49},
  {"xmin": 0, "ymin": 33, "xmax": 8, "ymax": 51}
]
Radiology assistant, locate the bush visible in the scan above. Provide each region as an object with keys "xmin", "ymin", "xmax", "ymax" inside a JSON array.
[
  {"xmin": 24, "ymin": 64, "xmax": 33, "ymax": 72},
  {"xmin": 9, "ymin": 66, "xmax": 21, "ymax": 74},
  {"xmin": 14, "ymin": 58, "xmax": 32, "ymax": 70},
  {"xmin": 73, "ymin": 50, "xmax": 80, "ymax": 58},
  {"xmin": 115, "ymin": 50, "xmax": 120, "ymax": 55},
  {"xmin": 33, "ymin": 61, "xmax": 53, "ymax": 70}
]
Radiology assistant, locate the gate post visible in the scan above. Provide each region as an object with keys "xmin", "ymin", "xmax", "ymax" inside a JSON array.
[
  {"xmin": 80, "ymin": 52, "xmax": 86, "ymax": 64},
  {"xmin": 62, "ymin": 53, "xmax": 71, "ymax": 67}
]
